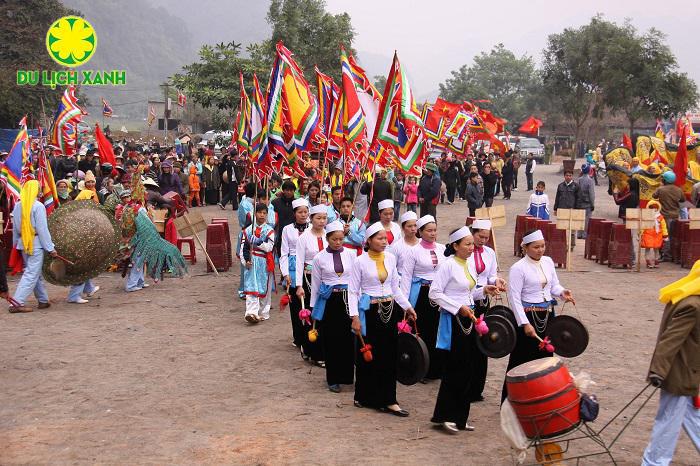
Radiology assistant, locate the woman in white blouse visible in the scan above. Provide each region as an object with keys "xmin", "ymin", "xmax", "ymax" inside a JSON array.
[
  {"xmin": 400, "ymin": 215, "xmax": 446, "ymax": 380},
  {"xmin": 310, "ymin": 221, "xmax": 357, "ymax": 393},
  {"xmin": 280, "ymin": 198, "xmax": 309, "ymax": 349},
  {"xmin": 349, "ymin": 222, "xmax": 416, "ymax": 416},
  {"xmin": 502, "ymin": 229, "xmax": 575, "ymax": 402},
  {"xmin": 377, "ymin": 199, "xmax": 402, "ymax": 246},
  {"xmin": 468, "ymin": 218, "xmax": 507, "ymax": 401},
  {"xmin": 295, "ymin": 204, "xmax": 329, "ymax": 365},
  {"xmin": 428, "ymin": 226, "xmax": 498, "ymax": 433},
  {"xmin": 389, "ymin": 211, "xmax": 419, "ymax": 270}
]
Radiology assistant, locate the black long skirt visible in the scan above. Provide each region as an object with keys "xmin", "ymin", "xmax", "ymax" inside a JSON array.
[
  {"xmin": 500, "ymin": 308, "xmax": 554, "ymax": 403},
  {"xmin": 354, "ymin": 301, "xmax": 402, "ymax": 409},
  {"xmin": 431, "ymin": 314, "xmax": 478, "ymax": 429},
  {"xmin": 289, "ymin": 292, "xmax": 305, "ymax": 348},
  {"xmin": 301, "ymin": 272, "xmax": 324, "ymax": 362},
  {"xmin": 415, "ymin": 286, "xmax": 444, "ymax": 380},
  {"xmin": 469, "ymin": 298, "xmax": 490, "ymax": 400},
  {"xmin": 321, "ymin": 291, "xmax": 354, "ymax": 386}
]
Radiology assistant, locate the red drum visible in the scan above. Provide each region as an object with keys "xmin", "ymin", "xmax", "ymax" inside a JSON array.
[{"xmin": 506, "ymin": 357, "xmax": 581, "ymax": 439}]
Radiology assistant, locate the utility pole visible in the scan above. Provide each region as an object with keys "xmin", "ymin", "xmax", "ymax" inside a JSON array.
[{"xmin": 160, "ymin": 82, "xmax": 170, "ymax": 144}]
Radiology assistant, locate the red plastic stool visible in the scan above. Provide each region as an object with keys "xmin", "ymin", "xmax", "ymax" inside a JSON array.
[{"xmin": 177, "ymin": 238, "xmax": 196, "ymax": 264}]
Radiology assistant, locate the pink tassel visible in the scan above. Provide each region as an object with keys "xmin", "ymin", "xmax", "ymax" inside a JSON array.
[
  {"xmin": 298, "ymin": 308, "xmax": 311, "ymax": 325},
  {"xmin": 397, "ymin": 320, "xmax": 412, "ymax": 333},
  {"xmin": 475, "ymin": 315, "xmax": 489, "ymax": 336},
  {"xmin": 539, "ymin": 336, "xmax": 555, "ymax": 353}
]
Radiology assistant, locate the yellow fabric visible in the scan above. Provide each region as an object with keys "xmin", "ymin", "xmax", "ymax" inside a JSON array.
[
  {"xmin": 454, "ymin": 256, "xmax": 476, "ymax": 289},
  {"xmin": 659, "ymin": 260, "xmax": 700, "ymax": 304},
  {"xmin": 688, "ymin": 160, "xmax": 700, "ymax": 181},
  {"xmin": 20, "ymin": 180, "xmax": 39, "ymax": 255},
  {"xmin": 368, "ymin": 250, "xmax": 388, "ymax": 283},
  {"xmin": 74, "ymin": 189, "xmax": 97, "ymax": 203}
]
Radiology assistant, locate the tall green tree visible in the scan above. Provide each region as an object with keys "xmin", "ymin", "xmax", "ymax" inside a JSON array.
[
  {"xmin": 438, "ymin": 44, "xmax": 541, "ymax": 131},
  {"xmin": 171, "ymin": 41, "xmax": 267, "ymax": 111},
  {"xmin": 602, "ymin": 27, "xmax": 698, "ymax": 135},
  {"xmin": 0, "ymin": 0, "xmax": 81, "ymax": 127},
  {"xmin": 542, "ymin": 16, "xmax": 635, "ymax": 149},
  {"xmin": 264, "ymin": 0, "xmax": 355, "ymax": 82}
]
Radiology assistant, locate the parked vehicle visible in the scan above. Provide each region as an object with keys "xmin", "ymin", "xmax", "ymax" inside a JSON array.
[{"xmin": 516, "ymin": 137, "xmax": 545, "ymax": 162}]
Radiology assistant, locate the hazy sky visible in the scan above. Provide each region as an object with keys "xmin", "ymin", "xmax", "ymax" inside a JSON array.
[{"xmin": 325, "ymin": 0, "xmax": 699, "ymax": 100}]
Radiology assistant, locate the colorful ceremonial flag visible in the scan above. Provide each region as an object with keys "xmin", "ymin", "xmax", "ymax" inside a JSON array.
[
  {"xmin": 444, "ymin": 110, "xmax": 471, "ymax": 138},
  {"xmin": 622, "ymin": 133, "xmax": 633, "ymax": 151},
  {"xmin": 266, "ymin": 42, "xmax": 322, "ymax": 170},
  {"xmin": 250, "ymin": 73, "xmax": 270, "ymax": 178},
  {"xmin": 236, "ymin": 73, "xmax": 251, "ymax": 157},
  {"xmin": 347, "ymin": 54, "xmax": 383, "ymax": 148},
  {"xmin": 94, "ymin": 122, "xmax": 117, "ymax": 168},
  {"xmin": 339, "ymin": 46, "xmax": 369, "ymax": 162},
  {"xmin": 49, "ymin": 85, "xmax": 85, "ymax": 156},
  {"xmin": 0, "ymin": 117, "xmax": 28, "ymax": 200},
  {"xmin": 518, "ymin": 115, "xmax": 543, "ymax": 135},
  {"xmin": 177, "ymin": 91, "xmax": 187, "ymax": 107},
  {"xmin": 147, "ymin": 105, "xmax": 156, "ymax": 127},
  {"xmin": 372, "ymin": 52, "xmax": 425, "ymax": 174},
  {"xmin": 421, "ymin": 103, "xmax": 445, "ymax": 140},
  {"xmin": 35, "ymin": 127, "xmax": 59, "ymax": 215},
  {"xmin": 315, "ymin": 67, "xmax": 342, "ymax": 159},
  {"xmin": 674, "ymin": 126, "xmax": 688, "ymax": 188},
  {"xmin": 101, "ymin": 98, "xmax": 113, "ymax": 117}
]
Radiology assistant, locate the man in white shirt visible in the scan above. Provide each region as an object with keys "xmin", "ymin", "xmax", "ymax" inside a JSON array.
[{"xmin": 525, "ymin": 155, "xmax": 536, "ymax": 191}]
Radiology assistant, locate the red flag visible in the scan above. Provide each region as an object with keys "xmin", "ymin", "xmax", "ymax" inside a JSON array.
[
  {"xmin": 674, "ymin": 126, "xmax": 688, "ymax": 187},
  {"xmin": 94, "ymin": 123, "xmax": 116, "ymax": 167},
  {"xmin": 622, "ymin": 134, "xmax": 633, "ymax": 151},
  {"xmin": 177, "ymin": 91, "xmax": 187, "ymax": 107},
  {"xmin": 518, "ymin": 116, "xmax": 543, "ymax": 135}
]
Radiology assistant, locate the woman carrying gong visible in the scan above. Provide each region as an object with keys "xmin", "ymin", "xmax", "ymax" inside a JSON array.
[
  {"xmin": 348, "ymin": 222, "xmax": 416, "ymax": 416},
  {"xmin": 428, "ymin": 226, "xmax": 499, "ymax": 433},
  {"xmin": 502, "ymin": 229, "xmax": 575, "ymax": 402}
]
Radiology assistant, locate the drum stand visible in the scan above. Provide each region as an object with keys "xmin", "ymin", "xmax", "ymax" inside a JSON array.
[{"xmin": 516, "ymin": 384, "xmax": 658, "ymax": 466}]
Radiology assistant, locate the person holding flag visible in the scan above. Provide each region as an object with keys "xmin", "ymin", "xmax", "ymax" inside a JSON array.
[{"xmin": 8, "ymin": 180, "xmax": 59, "ymax": 313}]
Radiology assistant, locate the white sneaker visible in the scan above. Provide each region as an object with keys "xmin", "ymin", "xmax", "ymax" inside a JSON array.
[
  {"xmin": 69, "ymin": 298, "xmax": 89, "ymax": 304},
  {"xmin": 141, "ymin": 283, "xmax": 150, "ymax": 288},
  {"xmin": 87, "ymin": 286, "xmax": 100, "ymax": 297}
]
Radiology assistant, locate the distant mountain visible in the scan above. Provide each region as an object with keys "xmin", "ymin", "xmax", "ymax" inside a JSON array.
[
  {"xmin": 61, "ymin": 0, "xmax": 199, "ymax": 119},
  {"xmin": 149, "ymin": 0, "xmax": 271, "ymax": 50},
  {"xmin": 355, "ymin": 50, "xmax": 392, "ymax": 83},
  {"xmin": 416, "ymin": 89, "xmax": 440, "ymax": 105}
]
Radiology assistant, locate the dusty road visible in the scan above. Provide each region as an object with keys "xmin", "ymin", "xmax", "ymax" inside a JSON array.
[{"xmin": 1, "ymin": 162, "xmax": 697, "ymax": 465}]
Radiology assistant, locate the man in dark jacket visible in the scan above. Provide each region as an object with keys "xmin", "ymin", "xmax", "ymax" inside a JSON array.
[
  {"xmin": 466, "ymin": 172, "xmax": 483, "ymax": 217},
  {"xmin": 418, "ymin": 162, "xmax": 441, "ymax": 218},
  {"xmin": 480, "ymin": 162, "xmax": 498, "ymax": 207},
  {"xmin": 271, "ymin": 180, "xmax": 296, "ymax": 255},
  {"xmin": 443, "ymin": 159, "xmax": 460, "ymax": 204},
  {"xmin": 554, "ymin": 169, "xmax": 581, "ymax": 248},
  {"xmin": 642, "ymin": 266, "xmax": 700, "ymax": 466},
  {"xmin": 501, "ymin": 154, "xmax": 514, "ymax": 200},
  {"xmin": 576, "ymin": 164, "xmax": 596, "ymax": 239},
  {"xmin": 360, "ymin": 167, "xmax": 393, "ymax": 223}
]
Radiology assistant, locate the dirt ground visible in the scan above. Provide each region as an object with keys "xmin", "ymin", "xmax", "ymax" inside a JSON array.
[{"xmin": 1, "ymin": 163, "xmax": 697, "ymax": 465}]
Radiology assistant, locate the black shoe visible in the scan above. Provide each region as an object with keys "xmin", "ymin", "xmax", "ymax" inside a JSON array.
[
  {"xmin": 379, "ymin": 406, "xmax": 409, "ymax": 417},
  {"xmin": 353, "ymin": 400, "xmax": 364, "ymax": 408},
  {"xmin": 328, "ymin": 384, "xmax": 341, "ymax": 393}
]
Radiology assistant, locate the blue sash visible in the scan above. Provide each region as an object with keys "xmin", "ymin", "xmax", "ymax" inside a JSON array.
[
  {"xmin": 522, "ymin": 300, "xmax": 556, "ymax": 309},
  {"xmin": 436, "ymin": 306, "xmax": 475, "ymax": 350},
  {"xmin": 355, "ymin": 294, "xmax": 372, "ymax": 337},
  {"xmin": 311, "ymin": 284, "xmax": 347, "ymax": 321},
  {"xmin": 288, "ymin": 255, "xmax": 297, "ymax": 288},
  {"xmin": 409, "ymin": 277, "xmax": 431, "ymax": 307}
]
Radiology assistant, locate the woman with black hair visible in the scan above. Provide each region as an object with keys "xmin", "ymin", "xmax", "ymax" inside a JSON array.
[
  {"xmin": 310, "ymin": 220, "xmax": 357, "ymax": 393},
  {"xmin": 388, "ymin": 211, "xmax": 419, "ymax": 270},
  {"xmin": 428, "ymin": 226, "xmax": 499, "ymax": 433},
  {"xmin": 295, "ymin": 204, "xmax": 329, "ymax": 366},
  {"xmin": 306, "ymin": 180, "xmax": 322, "ymax": 207},
  {"xmin": 280, "ymin": 198, "xmax": 310, "ymax": 349},
  {"xmin": 349, "ymin": 222, "xmax": 416, "ymax": 416},
  {"xmin": 468, "ymin": 219, "xmax": 507, "ymax": 401},
  {"xmin": 400, "ymin": 215, "xmax": 445, "ymax": 380},
  {"xmin": 502, "ymin": 229, "xmax": 575, "ymax": 402}
]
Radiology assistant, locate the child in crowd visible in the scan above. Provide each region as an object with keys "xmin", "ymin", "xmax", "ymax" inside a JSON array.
[
  {"xmin": 241, "ymin": 204, "xmax": 275, "ymax": 323},
  {"xmin": 640, "ymin": 200, "xmax": 668, "ymax": 269},
  {"xmin": 526, "ymin": 180, "xmax": 550, "ymax": 219},
  {"xmin": 403, "ymin": 176, "xmax": 418, "ymax": 213},
  {"xmin": 188, "ymin": 166, "xmax": 201, "ymax": 207}
]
